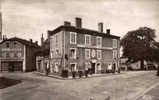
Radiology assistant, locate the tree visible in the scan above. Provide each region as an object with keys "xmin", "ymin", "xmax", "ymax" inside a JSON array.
[
  {"xmin": 120, "ymin": 27, "xmax": 156, "ymax": 70},
  {"xmin": 151, "ymin": 42, "xmax": 159, "ymax": 76}
]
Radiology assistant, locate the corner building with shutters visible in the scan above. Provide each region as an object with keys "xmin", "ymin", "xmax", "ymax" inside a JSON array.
[{"xmin": 49, "ymin": 18, "xmax": 120, "ymax": 76}]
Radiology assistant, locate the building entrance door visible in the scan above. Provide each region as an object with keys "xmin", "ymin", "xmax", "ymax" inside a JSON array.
[
  {"xmin": 8, "ymin": 62, "xmax": 14, "ymax": 72},
  {"xmin": 91, "ymin": 63, "xmax": 96, "ymax": 74}
]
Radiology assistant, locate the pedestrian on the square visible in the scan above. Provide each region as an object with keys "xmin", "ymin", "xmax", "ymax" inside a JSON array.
[
  {"xmin": 112, "ymin": 63, "xmax": 116, "ymax": 73},
  {"xmin": 72, "ymin": 66, "xmax": 76, "ymax": 79},
  {"xmin": 78, "ymin": 66, "xmax": 83, "ymax": 78},
  {"xmin": 85, "ymin": 63, "xmax": 88, "ymax": 78},
  {"xmin": 45, "ymin": 62, "xmax": 50, "ymax": 76},
  {"xmin": 88, "ymin": 62, "xmax": 92, "ymax": 75}
]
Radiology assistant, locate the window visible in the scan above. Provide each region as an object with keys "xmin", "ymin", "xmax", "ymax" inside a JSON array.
[
  {"xmin": 56, "ymin": 49, "xmax": 59, "ymax": 55},
  {"xmin": 96, "ymin": 37, "xmax": 102, "ymax": 47},
  {"xmin": 55, "ymin": 34, "xmax": 58, "ymax": 47},
  {"xmin": 97, "ymin": 50, "xmax": 102, "ymax": 59},
  {"xmin": 14, "ymin": 42, "xmax": 17, "ymax": 48},
  {"xmin": 70, "ymin": 48, "xmax": 76, "ymax": 59},
  {"xmin": 96, "ymin": 63, "xmax": 101, "ymax": 71},
  {"xmin": 17, "ymin": 52, "xmax": 22, "ymax": 58},
  {"xmin": 70, "ymin": 32, "xmax": 77, "ymax": 44},
  {"xmin": 70, "ymin": 63, "xmax": 77, "ymax": 72},
  {"xmin": 2, "ymin": 52, "xmax": 6, "ymax": 58},
  {"xmin": 6, "ymin": 52, "xmax": 10, "ymax": 58},
  {"xmin": 54, "ymin": 63, "xmax": 59, "ymax": 73},
  {"xmin": 10, "ymin": 52, "xmax": 14, "ymax": 58},
  {"xmin": 85, "ymin": 35, "xmax": 91, "ymax": 45},
  {"xmin": 113, "ymin": 50, "xmax": 117, "ymax": 59},
  {"xmin": 50, "ymin": 51, "xmax": 54, "ymax": 58},
  {"xmin": 14, "ymin": 53, "xmax": 18, "ymax": 57},
  {"xmin": 91, "ymin": 49, "xmax": 96, "ymax": 58},
  {"xmin": 113, "ymin": 39, "xmax": 117, "ymax": 48},
  {"xmin": 85, "ymin": 49, "xmax": 90, "ymax": 59},
  {"xmin": 6, "ymin": 43, "xmax": 9, "ymax": 48}
]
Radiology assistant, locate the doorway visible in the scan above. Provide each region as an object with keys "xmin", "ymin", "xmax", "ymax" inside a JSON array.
[
  {"xmin": 91, "ymin": 63, "xmax": 96, "ymax": 74},
  {"xmin": 8, "ymin": 62, "xmax": 14, "ymax": 72}
]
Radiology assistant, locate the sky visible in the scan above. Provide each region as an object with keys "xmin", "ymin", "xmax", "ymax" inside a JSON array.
[{"xmin": 0, "ymin": 0, "xmax": 159, "ymax": 44}]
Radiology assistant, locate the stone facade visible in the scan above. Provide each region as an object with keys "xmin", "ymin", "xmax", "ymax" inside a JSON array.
[{"xmin": 49, "ymin": 18, "xmax": 120, "ymax": 76}]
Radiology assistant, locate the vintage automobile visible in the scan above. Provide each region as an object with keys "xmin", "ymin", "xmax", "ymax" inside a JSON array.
[{"xmin": 147, "ymin": 64, "xmax": 157, "ymax": 70}]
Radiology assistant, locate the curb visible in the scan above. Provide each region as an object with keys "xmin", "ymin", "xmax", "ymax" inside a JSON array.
[{"xmin": 33, "ymin": 71, "xmax": 124, "ymax": 80}]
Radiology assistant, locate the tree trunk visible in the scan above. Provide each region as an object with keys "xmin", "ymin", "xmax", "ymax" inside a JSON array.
[{"xmin": 140, "ymin": 60, "xmax": 144, "ymax": 70}]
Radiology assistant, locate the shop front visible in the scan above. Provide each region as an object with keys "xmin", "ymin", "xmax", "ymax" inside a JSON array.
[{"xmin": 1, "ymin": 60, "xmax": 23, "ymax": 72}]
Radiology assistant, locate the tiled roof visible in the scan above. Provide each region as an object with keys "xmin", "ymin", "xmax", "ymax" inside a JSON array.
[
  {"xmin": 0, "ymin": 37, "xmax": 39, "ymax": 48},
  {"xmin": 48, "ymin": 25, "xmax": 120, "ymax": 39}
]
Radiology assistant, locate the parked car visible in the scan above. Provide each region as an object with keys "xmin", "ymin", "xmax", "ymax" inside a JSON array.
[
  {"xmin": 127, "ymin": 65, "xmax": 134, "ymax": 71},
  {"xmin": 147, "ymin": 64, "xmax": 157, "ymax": 70}
]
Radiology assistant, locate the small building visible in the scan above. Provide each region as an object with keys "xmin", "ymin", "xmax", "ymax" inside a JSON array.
[
  {"xmin": 0, "ymin": 37, "xmax": 40, "ymax": 72},
  {"xmin": 48, "ymin": 17, "xmax": 120, "ymax": 77},
  {"xmin": 36, "ymin": 34, "xmax": 50, "ymax": 73},
  {"xmin": 120, "ymin": 57, "xmax": 158, "ymax": 71}
]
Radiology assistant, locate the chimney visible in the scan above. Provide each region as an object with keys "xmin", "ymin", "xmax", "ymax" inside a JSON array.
[
  {"xmin": 2, "ymin": 35, "xmax": 6, "ymax": 40},
  {"xmin": 106, "ymin": 29, "xmax": 110, "ymax": 35},
  {"xmin": 35, "ymin": 41, "xmax": 38, "ymax": 45},
  {"xmin": 98, "ymin": 22, "xmax": 103, "ymax": 33},
  {"xmin": 64, "ymin": 21, "xmax": 71, "ymax": 26},
  {"xmin": 41, "ymin": 33, "xmax": 44, "ymax": 46},
  {"xmin": 75, "ymin": 17, "xmax": 82, "ymax": 28},
  {"xmin": 47, "ymin": 31, "xmax": 50, "ymax": 39},
  {"xmin": 30, "ymin": 39, "xmax": 33, "ymax": 43},
  {"xmin": 2, "ymin": 35, "xmax": 7, "ymax": 40}
]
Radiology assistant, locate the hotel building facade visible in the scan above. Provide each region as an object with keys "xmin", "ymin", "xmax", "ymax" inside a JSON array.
[{"xmin": 49, "ymin": 18, "xmax": 120, "ymax": 76}]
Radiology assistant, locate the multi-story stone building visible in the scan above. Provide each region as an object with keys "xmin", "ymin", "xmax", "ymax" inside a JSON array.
[
  {"xmin": 0, "ymin": 37, "xmax": 39, "ymax": 72},
  {"xmin": 49, "ymin": 18, "xmax": 120, "ymax": 76}
]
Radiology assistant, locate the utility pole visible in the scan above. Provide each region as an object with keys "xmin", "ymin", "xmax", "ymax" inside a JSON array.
[{"xmin": 0, "ymin": 12, "xmax": 2, "ymax": 41}]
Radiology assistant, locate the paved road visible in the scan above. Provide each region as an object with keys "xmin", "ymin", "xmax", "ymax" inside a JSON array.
[
  {"xmin": 136, "ymin": 82, "xmax": 159, "ymax": 100},
  {"xmin": 0, "ymin": 71, "xmax": 159, "ymax": 100}
]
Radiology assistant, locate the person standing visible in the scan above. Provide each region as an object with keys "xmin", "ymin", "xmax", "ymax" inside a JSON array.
[
  {"xmin": 112, "ymin": 63, "xmax": 116, "ymax": 73},
  {"xmin": 85, "ymin": 63, "xmax": 88, "ymax": 77},
  {"xmin": 45, "ymin": 62, "xmax": 50, "ymax": 76},
  {"xmin": 78, "ymin": 66, "xmax": 83, "ymax": 78}
]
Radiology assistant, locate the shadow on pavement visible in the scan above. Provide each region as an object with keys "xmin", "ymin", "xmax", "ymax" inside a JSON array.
[{"xmin": 0, "ymin": 77, "xmax": 22, "ymax": 89}]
